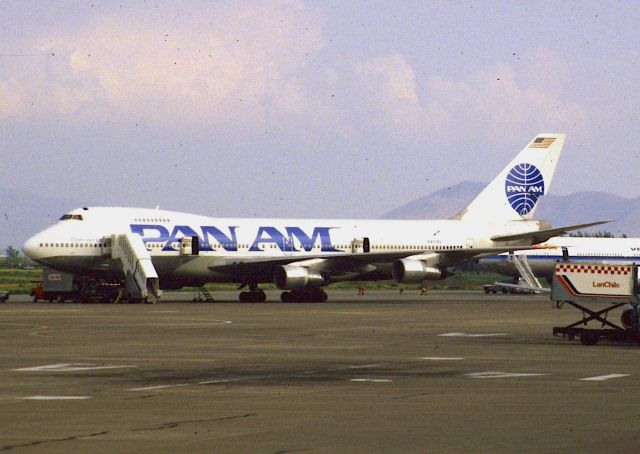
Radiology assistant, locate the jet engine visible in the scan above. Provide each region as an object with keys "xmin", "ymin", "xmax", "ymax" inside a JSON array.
[
  {"xmin": 274, "ymin": 265, "xmax": 326, "ymax": 289},
  {"xmin": 621, "ymin": 305, "xmax": 640, "ymax": 331},
  {"xmin": 392, "ymin": 259, "xmax": 448, "ymax": 283}
]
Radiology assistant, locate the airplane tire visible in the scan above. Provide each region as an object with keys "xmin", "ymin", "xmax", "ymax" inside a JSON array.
[
  {"xmin": 240, "ymin": 291, "xmax": 267, "ymax": 303},
  {"xmin": 280, "ymin": 289, "xmax": 327, "ymax": 303}
]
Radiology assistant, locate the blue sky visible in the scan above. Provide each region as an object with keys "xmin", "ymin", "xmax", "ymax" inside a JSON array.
[{"xmin": 1, "ymin": 1, "xmax": 638, "ymax": 218}]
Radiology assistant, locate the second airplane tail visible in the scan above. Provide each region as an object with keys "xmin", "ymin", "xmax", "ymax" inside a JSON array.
[{"xmin": 455, "ymin": 133, "xmax": 565, "ymax": 223}]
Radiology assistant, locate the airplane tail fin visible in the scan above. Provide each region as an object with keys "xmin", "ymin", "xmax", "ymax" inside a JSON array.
[{"xmin": 455, "ymin": 133, "xmax": 565, "ymax": 222}]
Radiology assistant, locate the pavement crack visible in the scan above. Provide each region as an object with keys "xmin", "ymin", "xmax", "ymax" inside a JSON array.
[
  {"xmin": 131, "ymin": 413, "xmax": 256, "ymax": 432},
  {"xmin": 1, "ymin": 431, "xmax": 108, "ymax": 451}
]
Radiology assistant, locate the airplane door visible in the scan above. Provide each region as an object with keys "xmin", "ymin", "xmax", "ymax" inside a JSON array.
[
  {"xmin": 351, "ymin": 238, "xmax": 370, "ymax": 253},
  {"xmin": 180, "ymin": 237, "xmax": 192, "ymax": 255},
  {"xmin": 179, "ymin": 237, "xmax": 201, "ymax": 256}
]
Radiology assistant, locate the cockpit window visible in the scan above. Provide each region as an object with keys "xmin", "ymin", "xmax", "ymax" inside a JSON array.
[{"xmin": 59, "ymin": 214, "xmax": 83, "ymax": 221}]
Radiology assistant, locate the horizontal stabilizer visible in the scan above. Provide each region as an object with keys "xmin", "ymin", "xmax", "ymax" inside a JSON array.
[{"xmin": 490, "ymin": 220, "xmax": 612, "ymax": 244}]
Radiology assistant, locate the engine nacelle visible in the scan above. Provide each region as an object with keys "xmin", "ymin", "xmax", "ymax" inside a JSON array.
[
  {"xmin": 392, "ymin": 259, "xmax": 447, "ymax": 284},
  {"xmin": 621, "ymin": 305, "xmax": 639, "ymax": 331},
  {"xmin": 274, "ymin": 265, "xmax": 326, "ymax": 290}
]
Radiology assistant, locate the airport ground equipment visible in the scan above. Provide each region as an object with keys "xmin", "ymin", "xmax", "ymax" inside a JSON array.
[
  {"xmin": 509, "ymin": 252, "xmax": 543, "ymax": 288},
  {"xmin": 30, "ymin": 272, "xmax": 122, "ymax": 303},
  {"xmin": 30, "ymin": 268, "xmax": 76, "ymax": 302},
  {"xmin": 110, "ymin": 233, "xmax": 162, "ymax": 303},
  {"xmin": 483, "ymin": 283, "xmax": 509, "ymax": 294},
  {"xmin": 192, "ymin": 287, "xmax": 215, "ymax": 303},
  {"xmin": 483, "ymin": 254, "xmax": 547, "ymax": 294},
  {"xmin": 30, "ymin": 233, "xmax": 163, "ymax": 303},
  {"xmin": 551, "ymin": 263, "xmax": 640, "ymax": 345},
  {"xmin": 483, "ymin": 282, "xmax": 537, "ymax": 294}
]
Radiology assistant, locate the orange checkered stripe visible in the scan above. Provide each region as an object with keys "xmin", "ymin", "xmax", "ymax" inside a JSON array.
[{"xmin": 555, "ymin": 264, "xmax": 631, "ymax": 276}]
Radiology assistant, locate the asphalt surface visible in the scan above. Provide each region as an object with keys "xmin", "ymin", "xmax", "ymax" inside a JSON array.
[{"xmin": 1, "ymin": 290, "xmax": 640, "ymax": 453}]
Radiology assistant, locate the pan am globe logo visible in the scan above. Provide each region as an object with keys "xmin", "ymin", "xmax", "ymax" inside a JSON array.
[{"xmin": 504, "ymin": 163, "xmax": 545, "ymax": 215}]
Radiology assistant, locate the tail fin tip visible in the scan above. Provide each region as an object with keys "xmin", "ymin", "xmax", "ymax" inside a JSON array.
[{"xmin": 457, "ymin": 133, "xmax": 566, "ymax": 222}]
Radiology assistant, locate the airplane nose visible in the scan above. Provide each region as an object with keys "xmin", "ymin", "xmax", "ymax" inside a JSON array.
[{"xmin": 22, "ymin": 234, "xmax": 41, "ymax": 260}]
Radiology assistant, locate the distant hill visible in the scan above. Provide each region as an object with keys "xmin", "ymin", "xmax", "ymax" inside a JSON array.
[
  {"xmin": 383, "ymin": 181, "xmax": 638, "ymax": 237},
  {"xmin": 383, "ymin": 181, "xmax": 484, "ymax": 220}
]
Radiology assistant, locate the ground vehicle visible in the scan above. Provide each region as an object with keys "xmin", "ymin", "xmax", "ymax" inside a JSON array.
[
  {"xmin": 483, "ymin": 282, "xmax": 536, "ymax": 294},
  {"xmin": 30, "ymin": 268, "xmax": 76, "ymax": 302},
  {"xmin": 552, "ymin": 263, "xmax": 640, "ymax": 345},
  {"xmin": 0, "ymin": 291, "xmax": 8, "ymax": 302},
  {"xmin": 30, "ymin": 269, "xmax": 130, "ymax": 303},
  {"xmin": 30, "ymin": 281, "xmax": 76, "ymax": 302},
  {"xmin": 483, "ymin": 283, "xmax": 508, "ymax": 294}
]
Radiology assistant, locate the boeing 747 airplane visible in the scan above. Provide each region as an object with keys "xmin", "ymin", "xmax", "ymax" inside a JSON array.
[{"xmin": 22, "ymin": 134, "xmax": 604, "ymax": 302}]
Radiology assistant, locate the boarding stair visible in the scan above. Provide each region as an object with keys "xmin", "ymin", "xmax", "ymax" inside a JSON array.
[
  {"xmin": 111, "ymin": 233, "xmax": 162, "ymax": 302},
  {"xmin": 509, "ymin": 252, "xmax": 542, "ymax": 289},
  {"xmin": 193, "ymin": 287, "xmax": 215, "ymax": 303}
]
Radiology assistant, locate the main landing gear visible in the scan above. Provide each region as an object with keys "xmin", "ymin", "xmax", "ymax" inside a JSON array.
[
  {"xmin": 238, "ymin": 283, "xmax": 267, "ymax": 303},
  {"xmin": 237, "ymin": 284, "xmax": 329, "ymax": 303},
  {"xmin": 280, "ymin": 288, "xmax": 328, "ymax": 303}
]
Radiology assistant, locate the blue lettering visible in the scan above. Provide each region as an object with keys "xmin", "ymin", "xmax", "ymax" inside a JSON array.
[
  {"xmin": 131, "ymin": 224, "xmax": 339, "ymax": 254},
  {"xmin": 506, "ymin": 185, "xmax": 544, "ymax": 194},
  {"xmin": 163, "ymin": 225, "xmax": 200, "ymax": 251},
  {"xmin": 250, "ymin": 226, "xmax": 286, "ymax": 252},
  {"xmin": 286, "ymin": 227, "xmax": 339, "ymax": 252},
  {"xmin": 201, "ymin": 226, "xmax": 238, "ymax": 251},
  {"xmin": 130, "ymin": 224, "xmax": 169, "ymax": 244}
]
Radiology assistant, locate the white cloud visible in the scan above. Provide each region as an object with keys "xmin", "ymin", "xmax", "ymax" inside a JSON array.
[
  {"xmin": 356, "ymin": 53, "xmax": 426, "ymax": 137},
  {"xmin": 425, "ymin": 60, "xmax": 590, "ymax": 141},
  {"xmin": 2, "ymin": 4, "xmax": 588, "ymax": 145},
  {"xmin": 354, "ymin": 50, "xmax": 589, "ymax": 142},
  {"xmin": 1, "ymin": 1, "xmax": 324, "ymax": 128}
]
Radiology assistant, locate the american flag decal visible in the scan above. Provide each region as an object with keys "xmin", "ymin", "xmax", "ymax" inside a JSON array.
[{"xmin": 529, "ymin": 137, "xmax": 556, "ymax": 148}]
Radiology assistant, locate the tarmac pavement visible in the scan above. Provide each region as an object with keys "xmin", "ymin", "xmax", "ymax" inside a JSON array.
[{"xmin": 1, "ymin": 290, "xmax": 639, "ymax": 453}]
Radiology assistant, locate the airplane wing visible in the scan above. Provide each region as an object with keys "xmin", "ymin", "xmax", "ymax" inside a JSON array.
[
  {"xmin": 490, "ymin": 220, "xmax": 611, "ymax": 244},
  {"xmin": 206, "ymin": 246, "xmax": 549, "ymax": 281}
]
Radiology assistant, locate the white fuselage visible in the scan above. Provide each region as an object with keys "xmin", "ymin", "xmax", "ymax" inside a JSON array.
[
  {"xmin": 480, "ymin": 237, "xmax": 640, "ymax": 280},
  {"xmin": 23, "ymin": 206, "xmax": 540, "ymax": 286}
]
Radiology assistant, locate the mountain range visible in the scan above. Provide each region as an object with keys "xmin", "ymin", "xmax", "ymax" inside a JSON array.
[
  {"xmin": 383, "ymin": 182, "xmax": 636, "ymax": 237},
  {"xmin": 1, "ymin": 182, "xmax": 636, "ymax": 252}
]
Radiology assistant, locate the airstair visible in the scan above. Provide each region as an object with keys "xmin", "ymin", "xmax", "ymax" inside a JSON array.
[
  {"xmin": 509, "ymin": 252, "xmax": 542, "ymax": 289},
  {"xmin": 111, "ymin": 233, "xmax": 162, "ymax": 302},
  {"xmin": 193, "ymin": 287, "xmax": 215, "ymax": 303}
]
